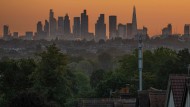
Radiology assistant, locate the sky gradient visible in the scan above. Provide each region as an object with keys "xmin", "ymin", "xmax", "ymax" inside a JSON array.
[{"xmin": 0, "ymin": 0, "xmax": 190, "ymax": 36}]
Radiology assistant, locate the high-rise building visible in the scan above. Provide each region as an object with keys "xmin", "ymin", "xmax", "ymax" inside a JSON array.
[
  {"xmin": 49, "ymin": 9, "xmax": 57, "ymax": 36},
  {"xmin": 63, "ymin": 14, "xmax": 71, "ymax": 35},
  {"xmin": 81, "ymin": 10, "xmax": 89, "ymax": 37},
  {"xmin": 132, "ymin": 6, "xmax": 138, "ymax": 37},
  {"xmin": 184, "ymin": 24, "xmax": 190, "ymax": 35},
  {"xmin": 95, "ymin": 14, "xmax": 106, "ymax": 41},
  {"xmin": 58, "ymin": 17, "xmax": 64, "ymax": 35},
  {"xmin": 162, "ymin": 24, "xmax": 172, "ymax": 37},
  {"xmin": 37, "ymin": 21, "xmax": 43, "ymax": 35},
  {"xmin": 44, "ymin": 20, "xmax": 49, "ymax": 36},
  {"xmin": 3, "ymin": 25, "xmax": 10, "ymax": 37},
  {"xmin": 25, "ymin": 32, "xmax": 33, "ymax": 40},
  {"xmin": 118, "ymin": 23, "xmax": 127, "ymax": 39},
  {"xmin": 109, "ymin": 16, "xmax": 117, "ymax": 39},
  {"xmin": 127, "ymin": 23, "xmax": 132, "ymax": 39},
  {"xmin": 73, "ymin": 17, "xmax": 81, "ymax": 36},
  {"xmin": 13, "ymin": 32, "xmax": 19, "ymax": 38}
]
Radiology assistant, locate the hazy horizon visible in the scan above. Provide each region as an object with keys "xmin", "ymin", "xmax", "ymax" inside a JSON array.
[{"xmin": 1, "ymin": 0, "xmax": 190, "ymax": 36}]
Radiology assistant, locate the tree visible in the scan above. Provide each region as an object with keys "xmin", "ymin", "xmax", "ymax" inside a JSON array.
[
  {"xmin": 90, "ymin": 69, "xmax": 106, "ymax": 88},
  {"xmin": 0, "ymin": 58, "xmax": 36, "ymax": 106},
  {"xmin": 32, "ymin": 44, "xmax": 76, "ymax": 106}
]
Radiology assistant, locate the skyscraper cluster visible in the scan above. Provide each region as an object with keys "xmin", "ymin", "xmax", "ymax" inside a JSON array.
[{"xmin": 2, "ymin": 6, "xmax": 150, "ymax": 41}]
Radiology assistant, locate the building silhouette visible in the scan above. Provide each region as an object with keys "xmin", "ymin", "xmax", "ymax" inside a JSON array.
[
  {"xmin": 3, "ymin": 25, "xmax": 10, "ymax": 37},
  {"xmin": 13, "ymin": 32, "xmax": 19, "ymax": 39},
  {"xmin": 73, "ymin": 17, "xmax": 81, "ymax": 36},
  {"xmin": 49, "ymin": 9, "xmax": 57, "ymax": 36},
  {"xmin": 132, "ymin": 6, "xmax": 138, "ymax": 38},
  {"xmin": 162, "ymin": 24, "xmax": 172, "ymax": 37},
  {"xmin": 118, "ymin": 23, "xmax": 127, "ymax": 39},
  {"xmin": 81, "ymin": 10, "xmax": 89, "ymax": 38},
  {"xmin": 109, "ymin": 16, "xmax": 117, "ymax": 39},
  {"xmin": 37, "ymin": 21, "xmax": 43, "ymax": 35},
  {"xmin": 95, "ymin": 14, "xmax": 106, "ymax": 41},
  {"xmin": 25, "ymin": 32, "xmax": 33, "ymax": 40},
  {"xmin": 63, "ymin": 14, "xmax": 71, "ymax": 35},
  {"xmin": 184, "ymin": 24, "xmax": 190, "ymax": 35},
  {"xmin": 58, "ymin": 17, "xmax": 64, "ymax": 35},
  {"xmin": 44, "ymin": 20, "xmax": 49, "ymax": 36},
  {"xmin": 127, "ymin": 23, "xmax": 132, "ymax": 39}
]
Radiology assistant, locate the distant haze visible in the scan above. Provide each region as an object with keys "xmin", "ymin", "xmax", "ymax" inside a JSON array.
[{"xmin": 0, "ymin": 0, "xmax": 190, "ymax": 36}]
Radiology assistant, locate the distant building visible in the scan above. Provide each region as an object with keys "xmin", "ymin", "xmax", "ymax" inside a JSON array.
[
  {"xmin": 132, "ymin": 6, "xmax": 138, "ymax": 38},
  {"xmin": 73, "ymin": 17, "xmax": 81, "ymax": 36},
  {"xmin": 44, "ymin": 20, "xmax": 49, "ymax": 36},
  {"xmin": 25, "ymin": 32, "xmax": 33, "ymax": 40},
  {"xmin": 135, "ymin": 26, "xmax": 148, "ymax": 40},
  {"xmin": 13, "ymin": 32, "xmax": 19, "ymax": 39},
  {"xmin": 109, "ymin": 16, "xmax": 117, "ymax": 39},
  {"xmin": 37, "ymin": 21, "xmax": 43, "ymax": 35},
  {"xmin": 95, "ymin": 14, "xmax": 106, "ymax": 41},
  {"xmin": 3, "ymin": 25, "xmax": 11, "ymax": 40},
  {"xmin": 184, "ymin": 24, "xmax": 190, "ymax": 35},
  {"xmin": 63, "ymin": 14, "xmax": 71, "ymax": 35},
  {"xmin": 162, "ymin": 24, "xmax": 172, "ymax": 38},
  {"xmin": 3, "ymin": 25, "xmax": 10, "ymax": 37},
  {"xmin": 58, "ymin": 17, "xmax": 64, "ymax": 35},
  {"xmin": 127, "ymin": 23, "xmax": 133, "ymax": 39},
  {"xmin": 81, "ymin": 10, "xmax": 89, "ymax": 38},
  {"xmin": 49, "ymin": 9, "xmax": 57, "ymax": 36},
  {"xmin": 118, "ymin": 23, "xmax": 126, "ymax": 39}
]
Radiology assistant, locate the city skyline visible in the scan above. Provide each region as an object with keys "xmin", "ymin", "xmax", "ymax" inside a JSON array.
[{"xmin": 1, "ymin": 0, "xmax": 190, "ymax": 36}]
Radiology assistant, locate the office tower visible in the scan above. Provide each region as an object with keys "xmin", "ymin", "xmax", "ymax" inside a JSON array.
[
  {"xmin": 58, "ymin": 17, "xmax": 64, "ymax": 35},
  {"xmin": 63, "ymin": 14, "xmax": 71, "ymax": 35},
  {"xmin": 127, "ymin": 23, "xmax": 132, "ymax": 39},
  {"xmin": 162, "ymin": 24, "xmax": 172, "ymax": 36},
  {"xmin": 118, "ymin": 23, "xmax": 127, "ymax": 39},
  {"xmin": 81, "ymin": 10, "xmax": 89, "ymax": 37},
  {"xmin": 137, "ymin": 26, "xmax": 148, "ymax": 40},
  {"xmin": 37, "ymin": 21, "xmax": 43, "ymax": 35},
  {"xmin": 109, "ymin": 16, "xmax": 117, "ymax": 39},
  {"xmin": 73, "ymin": 17, "xmax": 81, "ymax": 36},
  {"xmin": 44, "ymin": 20, "xmax": 49, "ymax": 36},
  {"xmin": 13, "ymin": 32, "xmax": 19, "ymax": 38},
  {"xmin": 132, "ymin": 6, "xmax": 138, "ymax": 37},
  {"xmin": 167, "ymin": 24, "xmax": 172, "ymax": 35},
  {"xmin": 49, "ymin": 9, "xmax": 57, "ymax": 36},
  {"xmin": 184, "ymin": 24, "xmax": 190, "ymax": 35},
  {"xmin": 25, "ymin": 32, "xmax": 33, "ymax": 40},
  {"xmin": 95, "ymin": 14, "xmax": 106, "ymax": 41},
  {"xmin": 3, "ymin": 25, "xmax": 10, "ymax": 37}
]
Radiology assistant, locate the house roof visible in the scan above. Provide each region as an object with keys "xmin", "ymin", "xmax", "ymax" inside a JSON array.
[{"xmin": 169, "ymin": 75, "xmax": 188, "ymax": 107}]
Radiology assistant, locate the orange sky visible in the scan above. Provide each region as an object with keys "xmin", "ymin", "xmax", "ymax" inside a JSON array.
[{"xmin": 0, "ymin": 0, "xmax": 190, "ymax": 36}]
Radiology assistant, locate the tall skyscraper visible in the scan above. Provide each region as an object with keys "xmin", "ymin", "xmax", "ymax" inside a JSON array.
[
  {"xmin": 63, "ymin": 14, "xmax": 71, "ymax": 35},
  {"xmin": 3, "ymin": 25, "xmax": 10, "ymax": 37},
  {"xmin": 118, "ymin": 23, "xmax": 127, "ymax": 39},
  {"xmin": 58, "ymin": 17, "xmax": 64, "ymax": 35},
  {"xmin": 37, "ymin": 21, "xmax": 43, "ymax": 35},
  {"xmin": 109, "ymin": 16, "xmax": 117, "ymax": 39},
  {"xmin": 184, "ymin": 24, "xmax": 190, "ymax": 35},
  {"xmin": 95, "ymin": 14, "xmax": 106, "ymax": 41},
  {"xmin": 132, "ymin": 6, "xmax": 138, "ymax": 37},
  {"xmin": 44, "ymin": 20, "xmax": 49, "ymax": 36},
  {"xmin": 73, "ymin": 17, "xmax": 81, "ymax": 36},
  {"xmin": 81, "ymin": 10, "xmax": 89, "ymax": 37},
  {"xmin": 127, "ymin": 23, "xmax": 132, "ymax": 39},
  {"xmin": 162, "ymin": 24, "xmax": 172, "ymax": 37},
  {"xmin": 49, "ymin": 9, "xmax": 57, "ymax": 36}
]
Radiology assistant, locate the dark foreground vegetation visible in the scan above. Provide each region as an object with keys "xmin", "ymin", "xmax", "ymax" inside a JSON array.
[{"xmin": 0, "ymin": 44, "xmax": 190, "ymax": 107}]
